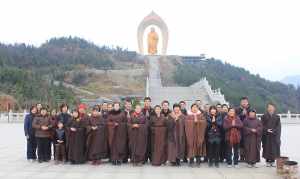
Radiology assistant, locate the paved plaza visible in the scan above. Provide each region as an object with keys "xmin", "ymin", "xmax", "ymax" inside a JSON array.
[{"xmin": 0, "ymin": 123, "xmax": 298, "ymax": 179}]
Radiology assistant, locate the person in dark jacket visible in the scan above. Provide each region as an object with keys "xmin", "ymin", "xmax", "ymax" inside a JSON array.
[
  {"xmin": 219, "ymin": 104, "xmax": 228, "ymax": 162},
  {"xmin": 54, "ymin": 121, "xmax": 66, "ymax": 164},
  {"xmin": 235, "ymin": 97, "xmax": 252, "ymax": 162},
  {"xmin": 179, "ymin": 101, "xmax": 188, "ymax": 115},
  {"xmin": 57, "ymin": 104, "xmax": 72, "ymax": 126},
  {"xmin": 206, "ymin": 106, "xmax": 223, "ymax": 167},
  {"xmin": 24, "ymin": 105, "xmax": 38, "ymax": 161},
  {"xmin": 32, "ymin": 107, "xmax": 53, "ymax": 163},
  {"xmin": 142, "ymin": 97, "xmax": 153, "ymax": 164},
  {"xmin": 101, "ymin": 102, "xmax": 109, "ymax": 120},
  {"xmin": 161, "ymin": 100, "xmax": 172, "ymax": 117},
  {"xmin": 57, "ymin": 103, "xmax": 72, "ymax": 161}
]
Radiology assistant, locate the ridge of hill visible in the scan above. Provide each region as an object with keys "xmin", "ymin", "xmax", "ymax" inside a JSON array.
[{"xmin": 0, "ymin": 37, "xmax": 299, "ymax": 112}]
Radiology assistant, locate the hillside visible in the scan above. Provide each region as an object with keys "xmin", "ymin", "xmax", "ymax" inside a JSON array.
[
  {"xmin": 0, "ymin": 37, "xmax": 299, "ymax": 113},
  {"xmin": 0, "ymin": 37, "xmax": 145, "ymax": 110},
  {"xmin": 159, "ymin": 57, "xmax": 300, "ymax": 113}
]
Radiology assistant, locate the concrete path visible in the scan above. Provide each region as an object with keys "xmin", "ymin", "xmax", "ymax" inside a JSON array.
[{"xmin": 0, "ymin": 123, "xmax": 293, "ymax": 179}]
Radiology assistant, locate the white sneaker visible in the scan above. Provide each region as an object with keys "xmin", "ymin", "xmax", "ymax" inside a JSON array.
[
  {"xmin": 227, "ymin": 164, "xmax": 232, "ymax": 168},
  {"xmin": 266, "ymin": 162, "xmax": 271, "ymax": 167},
  {"xmin": 247, "ymin": 164, "xmax": 253, "ymax": 168},
  {"xmin": 252, "ymin": 164, "xmax": 258, "ymax": 168},
  {"xmin": 234, "ymin": 164, "xmax": 240, "ymax": 168}
]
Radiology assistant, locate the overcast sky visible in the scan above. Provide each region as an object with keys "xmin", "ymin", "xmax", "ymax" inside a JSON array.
[{"xmin": 0, "ymin": 0, "xmax": 299, "ymax": 81}]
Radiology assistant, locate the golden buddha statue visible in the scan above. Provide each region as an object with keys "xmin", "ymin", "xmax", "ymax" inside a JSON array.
[{"xmin": 147, "ymin": 27, "xmax": 159, "ymax": 55}]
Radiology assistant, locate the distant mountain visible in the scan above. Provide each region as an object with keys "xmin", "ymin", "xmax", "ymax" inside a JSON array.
[
  {"xmin": 281, "ymin": 75, "xmax": 300, "ymax": 87},
  {"xmin": 162, "ymin": 57, "xmax": 300, "ymax": 113}
]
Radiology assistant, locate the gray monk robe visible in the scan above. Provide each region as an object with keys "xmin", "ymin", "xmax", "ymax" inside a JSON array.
[
  {"xmin": 243, "ymin": 117, "xmax": 262, "ymax": 163},
  {"xmin": 261, "ymin": 113, "xmax": 281, "ymax": 160},
  {"xmin": 86, "ymin": 115, "xmax": 108, "ymax": 161},
  {"xmin": 128, "ymin": 112, "xmax": 149, "ymax": 164},
  {"xmin": 67, "ymin": 118, "xmax": 87, "ymax": 164},
  {"xmin": 107, "ymin": 110, "xmax": 128, "ymax": 161}
]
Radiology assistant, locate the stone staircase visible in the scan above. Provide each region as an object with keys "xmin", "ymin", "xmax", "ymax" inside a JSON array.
[{"xmin": 146, "ymin": 55, "xmax": 228, "ymax": 107}]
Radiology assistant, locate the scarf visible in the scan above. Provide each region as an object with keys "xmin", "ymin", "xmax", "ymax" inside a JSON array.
[{"xmin": 133, "ymin": 111, "xmax": 141, "ymax": 118}]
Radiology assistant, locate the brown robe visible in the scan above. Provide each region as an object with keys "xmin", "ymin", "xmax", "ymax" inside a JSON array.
[
  {"xmin": 167, "ymin": 113, "xmax": 186, "ymax": 163},
  {"xmin": 86, "ymin": 115, "xmax": 108, "ymax": 161},
  {"xmin": 67, "ymin": 118, "xmax": 87, "ymax": 164},
  {"xmin": 243, "ymin": 117, "xmax": 262, "ymax": 163},
  {"xmin": 261, "ymin": 113, "xmax": 281, "ymax": 160},
  {"xmin": 185, "ymin": 112, "xmax": 207, "ymax": 158},
  {"xmin": 128, "ymin": 112, "xmax": 148, "ymax": 163},
  {"xmin": 107, "ymin": 110, "xmax": 128, "ymax": 161},
  {"xmin": 150, "ymin": 115, "xmax": 168, "ymax": 165}
]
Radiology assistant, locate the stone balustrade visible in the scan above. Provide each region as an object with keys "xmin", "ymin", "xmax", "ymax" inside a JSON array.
[{"xmin": 1, "ymin": 111, "xmax": 300, "ymax": 124}]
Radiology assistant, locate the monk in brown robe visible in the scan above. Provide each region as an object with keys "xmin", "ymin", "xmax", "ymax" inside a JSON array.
[
  {"xmin": 86, "ymin": 107, "xmax": 108, "ymax": 165},
  {"xmin": 243, "ymin": 109, "xmax": 262, "ymax": 168},
  {"xmin": 128, "ymin": 104, "xmax": 149, "ymax": 166},
  {"xmin": 167, "ymin": 104, "xmax": 186, "ymax": 166},
  {"xmin": 67, "ymin": 110, "xmax": 87, "ymax": 164},
  {"xmin": 150, "ymin": 105, "xmax": 168, "ymax": 166},
  {"xmin": 107, "ymin": 102, "xmax": 128, "ymax": 165},
  {"xmin": 261, "ymin": 103, "xmax": 281, "ymax": 167},
  {"xmin": 185, "ymin": 103, "xmax": 207, "ymax": 167}
]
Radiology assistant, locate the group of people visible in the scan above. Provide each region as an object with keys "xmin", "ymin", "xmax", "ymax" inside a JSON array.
[{"xmin": 24, "ymin": 96, "xmax": 281, "ymax": 168}]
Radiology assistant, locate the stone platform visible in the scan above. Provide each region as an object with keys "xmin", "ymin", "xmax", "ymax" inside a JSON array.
[{"xmin": 1, "ymin": 123, "xmax": 297, "ymax": 179}]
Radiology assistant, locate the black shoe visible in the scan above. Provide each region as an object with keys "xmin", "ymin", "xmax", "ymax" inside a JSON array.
[
  {"xmin": 183, "ymin": 158, "xmax": 188, "ymax": 163},
  {"xmin": 176, "ymin": 159, "xmax": 181, "ymax": 166},
  {"xmin": 189, "ymin": 159, "xmax": 194, "ymax": 167},
  {"xmin": 196, "ymin": 158, "xmax": 201, "ymax": 166},
  {"xmin": 215, "ymin": 162, "xmax": 219, "ymax": 168},
  {"xmin": 122, "ymin": 159, "xmax": 128, "ymax": 163},
  {"xmin": 116, "ymin": 160, "xmax": 121, "ymax": 165},
  {"xmin": 209, "ymin": 161, "xmax": 213, "ymax": 167},
  {"xmin": 38, "ymin": 160, "xmax": 43, "ymax": 163},
  {"xmin": 112, "ymin": 160, "xmax": 117, "ymax": 165}
]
